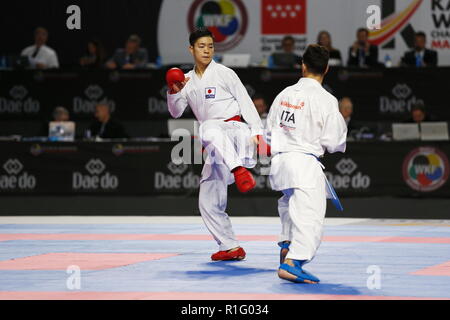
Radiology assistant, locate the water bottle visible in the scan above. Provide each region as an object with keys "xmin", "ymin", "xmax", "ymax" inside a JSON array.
[
  {"xmin": 384, "ymin": 54, "xmax": 392, "ymax": 68},
  {"xmin": 268, "ymin": 55, "xmax": 274, "ymax": 68},
  {"xmin": 260, "ymin": 55, "xmax": 267, "ymax": 67},
  {"xmin": 155, "ymin": 56, "xmax": 162, "ymax": 69}
]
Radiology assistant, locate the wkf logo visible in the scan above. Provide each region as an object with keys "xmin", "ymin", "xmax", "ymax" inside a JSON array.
[
  {"xmin": 0, "ymin": 159, "xmax": 37, "ymax": 190},
  {"xmin": 72, "ymin": 159, "xmax": 119, "ymax": 190},
  {"xmin": 403, "ymin": 147, "xmax": 449, "ymax": 192},
  {"xmin": 205, "ymin": 87, "xmax": 216, "ymax": 99},
  {"xmin": 188, "ymin": 0, "xmax": 249, "ymax": 51}
]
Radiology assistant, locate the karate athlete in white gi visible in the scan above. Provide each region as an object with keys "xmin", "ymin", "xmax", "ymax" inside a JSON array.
[
  {"xmin": 166, "ymin": 28, "xmax": 264, "ymax": 261},
  {"xmin": 264, "ymin": 45, "xmax": 347, "ymax": 283}
]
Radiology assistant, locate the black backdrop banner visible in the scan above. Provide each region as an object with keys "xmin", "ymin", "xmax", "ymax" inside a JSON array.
[
  {"xmin": 0, "ymin": 67, "xmax": 449, "ymax": 123},
  {"xmin": 0, "ymin": 0, "xmax": 163, "ymax": 66},
  {"xmin": 0, "ymin": 141, "xmax": 449, "ymax": 197}
]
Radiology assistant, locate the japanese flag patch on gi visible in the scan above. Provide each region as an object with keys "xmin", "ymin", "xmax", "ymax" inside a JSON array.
[{"xmin": 205, "ymin": 87, "xmax": 216, "ymax": 99}]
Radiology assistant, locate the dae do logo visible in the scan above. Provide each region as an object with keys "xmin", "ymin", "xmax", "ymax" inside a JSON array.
[
  {"xmin": 73, "ymin": 159, "xmax": 119, "ymax": 190},
  {"xmin": 403, "ymin": 147, "xmax": 449, "ymax": 192},
  {"xmin": 0, "ymin": 159, "xmax": 36, "ymax": 190},
  {"xmin": 188, "ymin": 0, "xmax": 248, "ymax": 51}
]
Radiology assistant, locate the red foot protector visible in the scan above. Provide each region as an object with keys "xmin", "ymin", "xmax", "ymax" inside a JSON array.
[
  {"xmin": 257, "ymin": 135, "xmax": 271, "ymax": 157},
  {"xmin": 166, "ymin": 68, "xmax": 185, "ymax": 93},
  {"xmin": 211, "ymin": 247, "xmax": 246, "ymax": 261},
  {"xmin": 233, "ymin": 167, "xmax": 256, "ymax": 193}
]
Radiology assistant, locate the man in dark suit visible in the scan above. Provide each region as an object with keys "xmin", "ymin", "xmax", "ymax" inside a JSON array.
[
  {"xmin": 106, "ymin": 34, "xmax": 148, "ymax": 70},
  {"xmin": 88, "ymin": 103, "xmax": 128, "ymax": 139},
  {"xmin": 401, "ymin": 32, "xmax": 438, "ymax": 67},
  {"xmin": 404, "ymin": 102, "xmax": 436, "ymax": 124},
  {"xmin": 347, "ymin": 28, "xmax": 379, "ymax": 67}
]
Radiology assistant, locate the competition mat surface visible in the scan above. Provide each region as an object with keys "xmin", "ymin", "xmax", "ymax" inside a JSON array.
[{"xmin": 0, "ymin": 216, "xmax": 449, "ymax": 300}]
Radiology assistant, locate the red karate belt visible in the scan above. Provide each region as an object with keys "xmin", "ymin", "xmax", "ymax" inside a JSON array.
[{"xmin": 224, "ymin": 115, "xmax": 242, "ymax": 122}]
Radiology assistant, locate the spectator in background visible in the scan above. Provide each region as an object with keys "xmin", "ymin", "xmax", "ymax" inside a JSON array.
[
  {"xmin": 252, "ymin": 94, "xmax": 268, "ymax": 119},
  {"xmin": 269, "ymin": 36, "xmax": 301, "ymax": 68},
  {"xmin": 40, "ymin": 106, "xmax": 70, "ymax": 136},
  {"xmin": 339, "ymin": 97, "xmax": 356, "ymax": 133},
  {"xmin": 52, "ymin": 106, "xmax": 70, "ymax": 122},
  {"xmin": 106, "ymin": 34, "xmax": 148, "ymax": 70},
  {"xmin": 347, "ymin": 28, "xmax": 379, "ymax": 67},
  {"xmin": 21, "ymin": 27, "xmax": 59, "ymax": 69},
  {"xmin": 401, "ymin": 32, "xmax": 438, "ymax": 67},
  {"xmin": 317, "ymin": 31, "xmax": 342, "ymax": 66},
  {"xmin": 88, "ymin": 103, "xmax": 128, "ymax": 139},
  {"xmin": 405, "ymin": 102, "xmax": 435, "ymax": 124},
  {"xmin": 80, "ymin": 39, "xmax": 106, "ymax": 69}
]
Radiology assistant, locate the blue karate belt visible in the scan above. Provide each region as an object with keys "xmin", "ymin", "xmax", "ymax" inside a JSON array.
[{"xmin": 306, "ymin": 153, "xmax": 344, "ymax": 212}]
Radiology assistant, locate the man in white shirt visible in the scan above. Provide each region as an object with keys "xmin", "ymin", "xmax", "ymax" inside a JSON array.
[
  {"xmin": 265, "ymin": 44, "xmax": 347, "ymax": 283},
  {"xmin": 21, "ymin": 27, "xmax": 59, "ymax": 69},
  {"xmin": 166, "ymin": 28, "xmax": 263, "ymax": 261}
]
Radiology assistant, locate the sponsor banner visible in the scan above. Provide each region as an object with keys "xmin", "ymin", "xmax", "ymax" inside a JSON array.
[
  {"xmin": 0, "ymin": 68, "xmax": 448, "ymax": 122},
  {"xmin": 158, "ymin": 0, "xmax": 450, "ymax": 66},
  {"xmin": 0, "ymin": 85, "xmax": 40, "ymax": 118},
  {"xmin": 325, "ymin": 158, "xmax": 371, "ymax": 193},
  {"xmin": 0, "ymin": 158, "xmax": 37, "ymax": 191},
  {"xmin": 72, "ymin": 159, "xmax": 120, "ymax": 191},
  {"xmin": 0, "ymin": 71, "xmax": 196, "ymax": 121},
  {"xmin": 0, "ymin": 141, "xmax": 449, "ymax": 197}
]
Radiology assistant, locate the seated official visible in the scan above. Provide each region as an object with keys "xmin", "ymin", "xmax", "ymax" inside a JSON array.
[
  {"xmin": 252, "ymin": 93, "xmax": 268, "ymax": 120},
  {"xmin": 404, "ymin": 102, "xmax": 436, "ymax": 124},
  {"xmin": 88, "ymin": 103, "xmax": 128, "ymax": 139},
  {"xmin": 269, "ymin": 36, "xmax": 301, "ymax": 68},
  {"xmin": 317, "ymin": 31, "xmax": 342, "ymax": 66},
  {"xmin": 347, "ymin": 28, "xmax": 379, "ymax": 67},
  {"xmin": 401, "ymin": 32, "xmax": 438, "ymax": 67},
  {"xmin": 252, "ymin": 93, "xmax": 269, "ymax": 128},
  {"xmin": 80, "ymin": 39, "xmax": 106, "ymax": 69},
  {"xmin": 106, "ymin": 34, "xmax": 148, "ymax": 70},
  {"xmin": 21, "ymin": 27, "xmax": 59, "ymax": 69},
  {"xmin": 339, "ymin": 97, "xmax": 357, "ymax": 134},
  {"xmin": 40, "ymin": 106, "xmax": 71, "ymax": 136}
]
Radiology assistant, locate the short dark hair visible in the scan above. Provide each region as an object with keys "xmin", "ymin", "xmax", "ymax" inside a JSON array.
[
  {"xmin": 357, "ymin": 28, "xmax": 369, "ymax": 36},
  {"xmin": 302, "ymin": 44, "xmax": 329, "ymax": 75},
  {"xmin": 189, "ymin": 28, "xmax": 214, "ymax": 46},
  {"xmin": 282, "ymin": 35, "xmax": 295, "ymax": 44},
  {"xmin": 34, "ymin": 27, "xmax": 48, "ymax": 35},
  {"xmin": 415, "ymin": 31, "xmax": 426, "ymax": 39},
  {"xmin": 411, "ymin": 101, "xmax": 425, "ymax": 113},
  {"xmin": 127, "ymin": 34, "xmax": 141, "ymax": 45},
  {"xmin": 252, "ymin": 93, "xmax": 266, "ymax": 102}
]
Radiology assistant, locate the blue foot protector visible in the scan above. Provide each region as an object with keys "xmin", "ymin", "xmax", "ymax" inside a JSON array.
[
  {"xmin": 278, "ymin": 241, "xmax": 291, "ymax": 250},
  {"xmin": 279, "ymin": 259, "xmax": 320, "ymax": 283}
]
